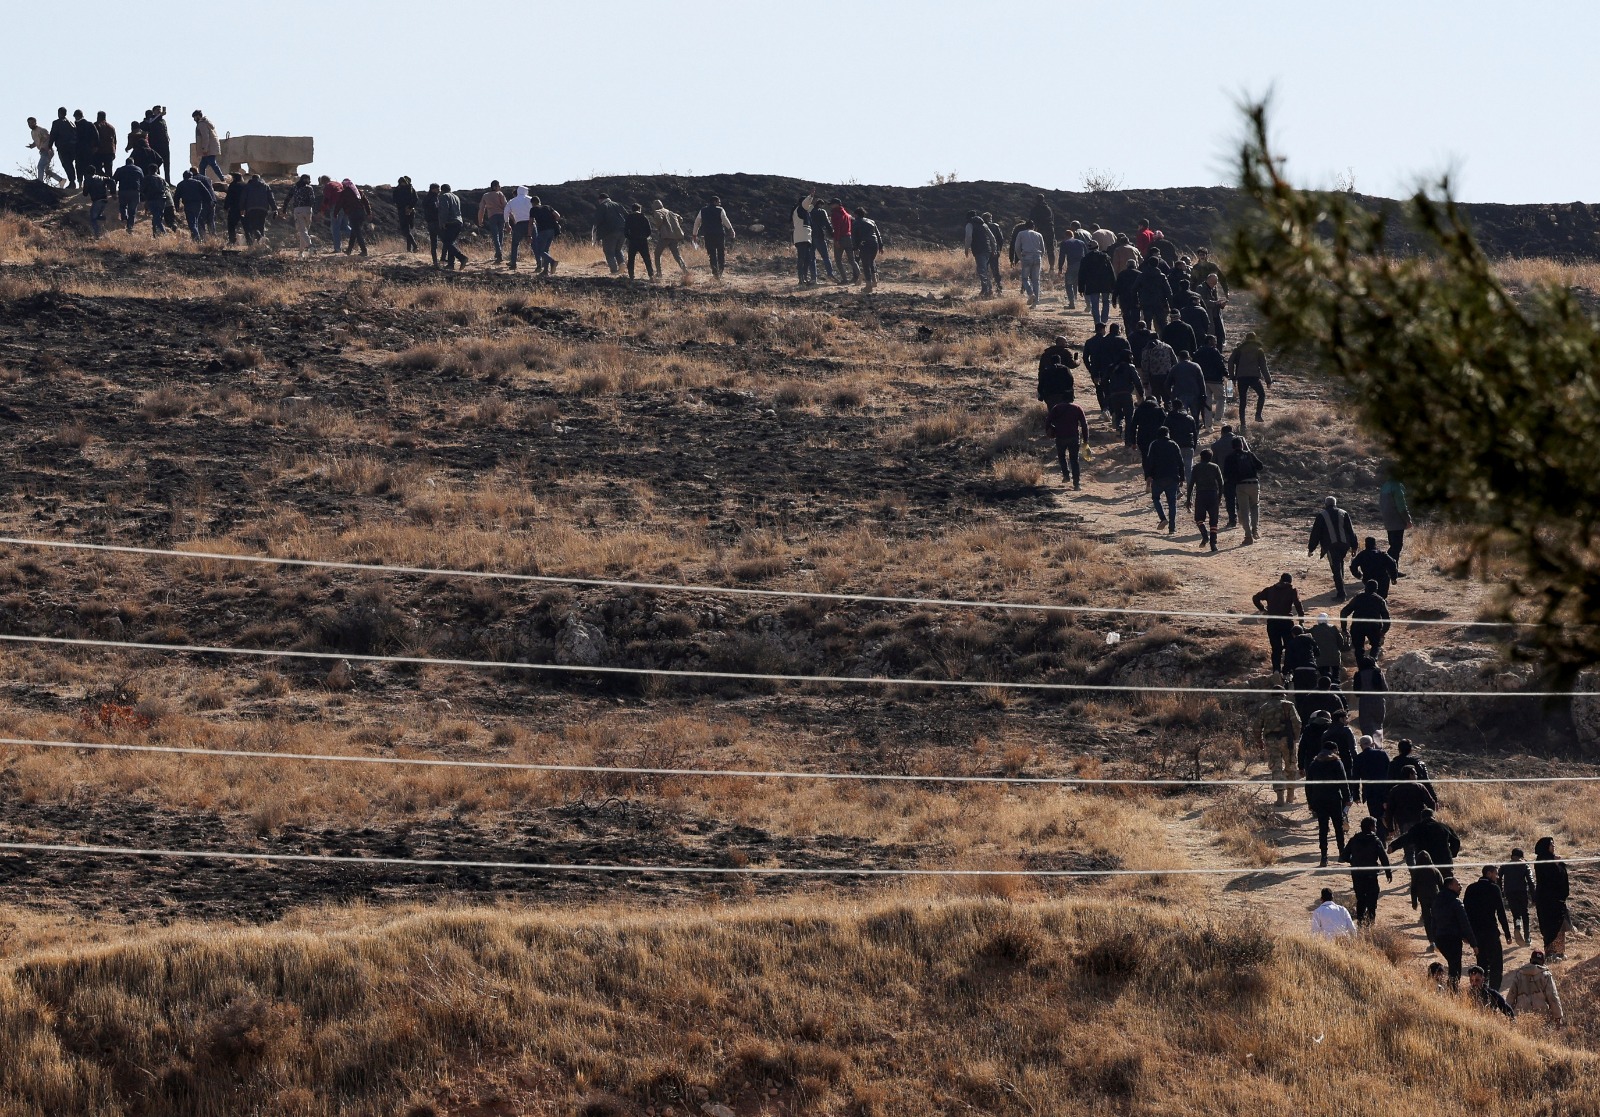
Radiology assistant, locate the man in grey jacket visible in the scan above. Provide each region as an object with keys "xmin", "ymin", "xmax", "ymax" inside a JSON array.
[
  {"xmin": 591, "ymin": 192, "xmax": 628, "ymax": 274},
  {"xmin": 437, "ymin": 184, "xmax": 469, "ymax": 270}
]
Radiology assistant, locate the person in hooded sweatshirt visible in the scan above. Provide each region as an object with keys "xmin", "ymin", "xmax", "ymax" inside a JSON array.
[
  {"xmin": 648, "ymin": 199, "xmax": 689, "ymax": 276},
  {"xmin": 241, "ymin": 174, "xmax": 275, "ymax": 244},
  {"xmin": 393, "ymin": 176, "xmax": 419, "ymax": 252},
  {"xmin": 339, "ymin": 179, "xmax": 371, "ymax": 256},
  {"xmin": 505, "ymin": 186, "xmax": 534, "ymax": 269}
]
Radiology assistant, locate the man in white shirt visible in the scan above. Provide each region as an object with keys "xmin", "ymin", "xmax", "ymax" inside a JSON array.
[
  {"xmin": 1013, "ymin": 220, "xmax": 1047, "ymax": 307},
  {"xmin": 1311, "ymin": 887, "xmax": 1357, "ymax": 939}
]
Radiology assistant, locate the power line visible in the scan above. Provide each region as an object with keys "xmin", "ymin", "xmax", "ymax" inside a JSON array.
[
  {"xmin": 0, "ymin": 535, "xmax": 1535, "ymax": 630},
  {"xmin": 4, "ymin": 736, "xmax": 1591, "ymax": 787},
  {"xmin": 0, "ymin": 631, "xmax": 1582, "ymax": 697},
  {"xmin": 0, "ymin": 840, "xmax": 1590, "ymax": 877}
]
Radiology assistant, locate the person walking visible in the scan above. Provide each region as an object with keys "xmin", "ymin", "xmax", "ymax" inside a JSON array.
[
  {"xmin": 964, "ymin": 210, "xmax": 996, "ymax": 298},
  {"xmin": 142, "ymin": 169, "xmax": 171, "ymax": 236},
  {"xmin": 191, "ymin": 110, "xmax": 223, "ymax": 182},
  {"xmin": 1384, "ymin": 742, "xmax": 1437, "ymax": 848},
  {"xmin": 1351, "ymin": 656, "xmax": 1388, "ymax": 741},
  {"xmin": 1027, "ymin": 193, "xmax": 1056, "ymax": 269},
  {"xmin": 337, "ymin": 179, "xmax": 370, "ymax": 256},
  {"xmin": 1228, "ymin": 331, "xmax": 1271, "ymax": 432},
  {"xmin": 1379, "ymin": 476, "xmax": 1414, "ymax": 573},
  {"xmin": 1306, "ymin": 738, "xmax": 1351, "ymax": 867},
  {"xmin": 71, "ymin": 111, "xmax": 98, "ymax": 188},
  {"xmin": 982, "ymin": 212, "xmax": 1005, "ymax": 292},
  {"xmin": 1390, "ymin": 806, "xmax": 1461, "ymax": 872},
  {"xmin": 1465, "ymin": 866, "xmax": 1514, "ymax": 990},
  {"xmin": 1103, "ymin": 356, "xmax": 1141, "ymax": 444},
  {"xmin": 477, "ymin": 181, "xmax": 508, "ymax": 263},
  {"xmin": 221, "ymin": 172, "xmax": 245, "ymax": 244},
  {"xmin": 1432, "ymin": 876, "xmax": 1479, "ymax": 988},
  {"xmin": 1534, "ymin": 837, "xmax": 1570, "ymax": 960},
  {"xmin": 1308, "ymin": 496, "xmax": 1360, "ymax": 600},
  {"xmin": 1221, "ymin": 435, "xmax": 1263, "ymax": 544},
  {"xmin": 241, "ymin": 174, "xmax": 274, "ymax": 244},
  {"xmin": 1352, "ymin": 734, "xmax": 1391, "ymax": 835},
  {"xmin": 319, "ymin": 176, "xmax": 346, "ymax": 253},
  {"xmin": 852, "ymin": 207, "xmax": 885, "ymax": 292},
  {"xmin": 592, "ymin": 192, "xmax": 628, "ymax": 274},
  {"xmin": 829, "ymin": 198, "xmax": 859, "ymax": 283},
  {"xmin": 1340, "ymin": 580, "xmax": 1392, "ymax": 662},
  {"xmin": 81, "ymin": 170, "xmax": 110, "ymax": 236},
  {"xmin": 422, "ymin": 183, "xmax": 442, "ymax": 265},
  {"xmin": 1188, "ymin": 448, "xmax": 1224, "ymax": 551},
  {"xmin": 142, "ymin": 106, "xmax": 171, "ymax": 183},
  {"xmin": 694, "ymin": 195, "xmax": 735, "ymax": 278},
  {"xmin": 1505, "ymin": 950, "xmax": 1564, "ymax": 1025},
  {"xmin": 1311, "ymin": 888, "xmax": 1357, "ymax": 939},
  {"xmin": 1045, "ymin": 396, "xmax": 1089, "ymax": 490},
  {"xmin": 504, "ymin": 186, "xmax": 533, "ymax": 269},
  {"xmin": 1342, "ymin": 816, "xmax": 1393, "ymax": 925},
  {"xmin": 624, "ymin": 202, "xmax": 655, "ymax": 281},
  {"xmin": 1160, "ymin": 308, "xmax": 1197, "ymax": 362},
  {"xmin": 93, "ymin": 112, "xmax": 117, "ymax": 177},
  {"xmin": 790, "ymin": 192, "xmax": 817, "ymax": 286},
  {"xmin": 1201, "ymin": 272, "xmax": 1229, "ymax": 348},
  {"xmin": 48, "ymin": 108, "xmax": 78, "ymax": 189},
  {"xmin": 648, "ymin": 199, "xmax": 689, "ymax": 276},
  {"xmin": 1466, "ymin": 967, "xmax": 1515, "ymax": 1017},
  {"xmin": 1501, "ymin": 848, "xmax": 1534, "ymax": 945},
  {"xmin": 531, "ymin": 195, "xmax": 563, "ymax": 275},
  {"xmin": 112, "ymin": 157, "xmax": 143, "ymax": 232},
  {"xmin": 1137, "ymin": 261, "xmax": 1172, "ymax": 330},
  {"xmin": 1251, "ymin": 684, "xmax": 1302, "ymax": 804},
  {"xmin": 126, "ymin": 126, "xmax": 162, "ymax": 179},
  {"xmin": 1350, "ymin": 538, "xmax": 1400, "ymax": 599},
  {"xmin": 1310, "ymin": 613, "xmax": 1348, "ymax": 684},
  {"xmin": 393, "ymin": 176, "xmax": 420, "ymax": 253},
  {"xmin": 173, "ymin": 170, "xmax": 211, "ymax": 240},
  {"xmin": 26, "ymin": 117, "xmax": 64, "ymax": 185},
  {"xmin": 1014, "ymin": 220, "xmax": 1046, "ymax": 306},
  {"xmin": 1078, "ymin": 243, "xmax": 1116, "ymax": 326},
  {"xmin": 1144, "ymin": 426, "xmax": 1184, "ymax": 534},
  {"xmin": 280, "ymin": 174, "xmax": 317, "ymax": 255},
  {"xmin": 437, "ymin": 184, "xmax": 469, "ymax": 270},
  {"xmin": 1037, "ymin": 337, "xmax": 1078, "ymax": 406},
  {"xmin": 1411, "ymin": 851, "xmax": 1445, "ymax": 954},
  {"xmin": 1113, "ymin": 256, "xmax": 1142, "ymax": 331},
  {"xmin": 1059, "ymin": 230, "xmax": 1087, "ymax": 309},
  {"xmin": 1166, "ymin": 400, "xmax": 1198, "ymax": 484},
  {"xmin": 807, "ymin": 201, "xmax": 835, "ymax": 283},
  {"xmin": 1252, "ymin": 573, "xmax": 1306, "ymax": 674},
  {"xmin": 1169, "ymin": 350, "xmax": 1207, "ymax": 420}
]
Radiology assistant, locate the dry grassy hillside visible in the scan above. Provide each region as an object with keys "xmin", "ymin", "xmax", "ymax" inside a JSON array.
[{"xmin": 1, "ymin": 203, "xmax": 1598, "ymax": 1115}]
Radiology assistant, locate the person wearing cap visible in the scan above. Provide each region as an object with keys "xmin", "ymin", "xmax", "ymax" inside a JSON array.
[
  {"xmin": 1466, "ymin": 966, "xmax": 1515, "ymax": 1017},
  {"xmin": 1465, "ymin": 865, "xmax": 1514, "ymax": 989},
  {"xmin": 1252, "ymin": 574, "xmax": 1305, "ymax": 674},
  {"xmin": 1250, "ymin": 684, "xmax": 1302, "ymax": 804},
  {"xmin": 1340, "ymin": 579, "xmax": 1392, "ymax": 662},
  {"xmin": 646, "ymin": 199, "xmax": 689, "ymax": 277},
  {"xmin": 1501, "ymin": 847, "xmax": 1533, "ymax": 945},
  {"xmin": 1310, "ymin": 887, "xmax": 1357, "ymax": 938},
  {"xmin": 1505, "ymin": 949, "xmax": 1563, "ymax": 1024},
  {"xmin": 1350, "ymin": 537, "xmax": 1400, "ymax": 599},
  {"xmin": 1037, "ymin": 337, "xmax": 1078, "ymax": 407},
  {"xmin": 1340, "ymin": 816, "xmax": 1392, "ymax": 924},
  {"xmin": 1351, "ymin": 734, "xmax": 1392, "ymax": 835},
  {"xmin": 1227, "ymin": 331, "xmax": 1271, "ymax": 432},
  {"xmin": 1432, "ymin": 875, "xmax": 1479, "ymax": 988},
  {"xmin": 1389, "ymin": 806, "xmax": 1461, "ymax": 871},
  {"xmin": 1310, "ymin": 612, "xmax": 1348, "ymax": 684},
  {"xmin": 1305, "ymin": 733, "xmax": 1350, "ymax": 866},
  {"xmin": 693, "ymin": 196, "xmax": 736, "ymax": 278},
  {"xmin": 1309, "ymin": 496, "xmax": 1360, "ymax": 600}
]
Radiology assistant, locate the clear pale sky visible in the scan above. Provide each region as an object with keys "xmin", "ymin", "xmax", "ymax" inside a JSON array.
[{"xmin": 2, "ymin": 0, "xmax": 1587, "ymax": 204}]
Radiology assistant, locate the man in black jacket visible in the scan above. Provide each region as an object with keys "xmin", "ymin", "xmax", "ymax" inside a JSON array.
[
  {"xmin": 1037, "ymin": 337, "xmax": 1078, "ymax": 406},
  {"xmin": 1028, "ymin": 193, "xmax": 1056, "ymax": 268},
  {"xmin": 49, "ymin": 108, "xmax": 78, "ymax": 189},
  {"xmin": 1103, "ymin": 356, "xmax": 1141, "ymax": 443},
  {"xmin": 624, "ymin": 203, "xmax": 655, "ymax": 281},
  {"xmin": 1432, "ymin": 876, "xmax": 1479, "ymax": 988},
  {"xmin": 1225, "ymin": 435, "xmax": 1264, "ymax": 543},
  {"xmin": 1501, "ymin": 849, "xmax": 1534, "ymax": 944},
  {"xmin": 1160, "ymin": 309, "xmax": 1197, "ymax": 359},
  {"xmin": 1465, "ymin": 866, "xmax": 1514, "ymax": 989},
  {"xmin": 1081, "ymin": 323, "xmax": 1117, "ymax": 412},
  {"xmin": 1340, "ymin": 580, "xmax": 1392, "ymax": 663},
  {"xmin": 223, "ymin": 173, "xmax": 246, "ymax": 244},
  {"xmin": 1341, "ymin": 816, "xmax": 1393, "ymax": 924},
  {"xmin": 1144, "ymin": 427, "xmax": 1184, "ymax": 533},
  {"xmin": 1077, "ymin": 245, "xmax": 1116, "ymax": 327},
  {"xmin": 1350, "ymin": 538, "xmax": 1401, "ymax": 599},
  {"xmin": 1390, "ymin": 806, "xmax": 1460, "ymax": 871},
  {"xmin": 1352, "ymin": 735, "xmax": 1392, "ymax": 834},
  {"xmin": 1165, "ymin": 401, "xmax": 1199, "ymax": 488},
  {"xmin": 1308, "ymin": 496, "xmax": 1360, "ymax": 600},
  {"xmin": 142, "ymin": 106, "xmax": 171, "ymax": 183},
  {"xmin": 1137, "ymin": 264, "xmax": 1172, "ymax": 329},
  {"xmin": 1114, "ymin": 258, "xmax": 1142, "ymax": 333},
  {"xmin": 71, "ymin": 110, "xmax": 98, "ymax": 188},
  {"xmin": 1196, "ymin": 334, "xmax": 1228, "ymax": 428},
  {"xmin": 1305, "ymin": 739, "xmax": 1351, "ymax": 866},
  {"xmin": 1130, "ymin": 397, "xmax": 1168, "ymax": 460}
]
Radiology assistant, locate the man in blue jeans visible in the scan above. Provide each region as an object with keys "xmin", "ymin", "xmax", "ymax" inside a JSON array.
[{"xmin": 1143, "ymin": 425, "xmax": 1184, "ymax": 533}]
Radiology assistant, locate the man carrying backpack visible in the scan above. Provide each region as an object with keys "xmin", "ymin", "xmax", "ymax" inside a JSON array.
[
  {"xmin": 1225, "ymin": 435, "xmax": 1264, "ymax": 544},
  {"xmin": 531, "ymin": 195, "xmax": 563, "ymax": 275}
]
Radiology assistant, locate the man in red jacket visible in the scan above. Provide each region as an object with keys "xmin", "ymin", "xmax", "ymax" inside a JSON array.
[
  {"xmin": 1135, "ymin": 219, "xmax": 1157, "ymax": 256},
  {"xmin": 829, "ymin": 198, "xmax": 858, "ymax": 284}
]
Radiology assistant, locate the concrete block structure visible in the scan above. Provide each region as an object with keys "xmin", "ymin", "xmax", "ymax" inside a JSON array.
[{"xmin": 189, "ymin": 136, "xmax": 314, "ymax": 177}]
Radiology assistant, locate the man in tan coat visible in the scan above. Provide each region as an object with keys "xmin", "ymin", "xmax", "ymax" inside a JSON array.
[
  {"xmin": 1505, "ymin": 950, "xmax": 1564, "ymax": 1025},
  {"xmin": 192, "ymin": 110, "xmax": 222, "ymax": 182},
  {"xmin": 648, "ymin": 199, "xmax": 689, "ymax": 276},
  {"xmin": 1250, "ymin": 684, "xmax": 1302, "ymax": 804}
]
